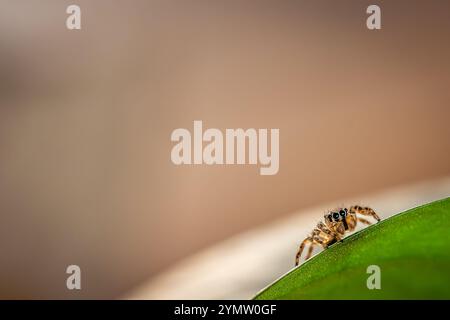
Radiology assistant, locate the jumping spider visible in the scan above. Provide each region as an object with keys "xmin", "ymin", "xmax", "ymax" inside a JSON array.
[{"xmin": 295, "ymin": 205, "xmax": 381, "ymax": 266}]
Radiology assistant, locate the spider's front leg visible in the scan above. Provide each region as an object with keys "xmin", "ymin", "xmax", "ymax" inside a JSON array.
[
  {"xmin": 295, "ymin": 237, "xmax": 313, "ymax": 266},
  {"xmin": 349, "ymin": 205, "xmax": 381, "ymax": 222},
  {"xmin": 316, "ymin": 222, "xmax": 333, "ymax": 235},
  {"xmin": 295, "ymin": 236, "xmax": 324, "ymax": 266},
  {"xmin": 305, "ymin": 242, "xmax": 315, "ymax": 261},
  {"xmin": 317, "ymin": 222, "xmax": 342, "ymax": 244},
  {"xmin": 357, "ymin": 217, "xmax": 372, "ymax": 225}
]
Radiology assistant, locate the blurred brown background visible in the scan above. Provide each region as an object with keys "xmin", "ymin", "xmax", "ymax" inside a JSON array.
[{"xmin": 0, "ymin": 0, "xmax": 449, "ymax": 299}]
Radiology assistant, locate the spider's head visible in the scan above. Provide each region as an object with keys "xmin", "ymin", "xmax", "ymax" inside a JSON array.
[{"xmin": 324, "ymin": 208, "xmax": 348, "ymax": 224}]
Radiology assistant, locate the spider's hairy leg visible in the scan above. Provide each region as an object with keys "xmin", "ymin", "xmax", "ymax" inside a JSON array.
[
  {"xmin": 316, "ymin": 222, "xmax": 341, "ymax": 244},
  {"xmin": 317, "ymin": 221, "xmax": 333, "ymax": 235},
  {"xmin": 346, "ymin": 213, "xmax": 358, "ymax": 230},
  {"xmin": 305, "ymin": 243, "xmax": 315, "ymax": 260},
  {"xmin": 349, "ymin": 205, "xmax": 381, "ymax": 222},
  {"xmin": 330, "ymin": 233, "xmax": 342, "ymax": 244},
  {"xmin": 357, "ymin": 217, "xmax": 372, "ymax": 225},
  {"xmin": 306, "ymin": 236, "xmax": 326, "ymax": 261},
  {"xmin": 295, "ymin": 237, "xmax": 312, "ymax": 266}
]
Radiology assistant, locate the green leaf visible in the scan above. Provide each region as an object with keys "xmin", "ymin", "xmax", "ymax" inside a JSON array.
[{"xmin": 254, "ymin": 197, "xmax": 450, "ymax": 300}]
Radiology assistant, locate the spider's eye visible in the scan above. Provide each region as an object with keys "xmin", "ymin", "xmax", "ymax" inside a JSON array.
[
  {"xmin": 339, "ymin": 209, "xmax": 346, "ymax": 217},
  {"xmin": 332, "ymin": 212, "xmax": 340, "ymax": 221},
  {"xmin": 327, "ymin": 214, "xmax": 332, "ymax": 222}
]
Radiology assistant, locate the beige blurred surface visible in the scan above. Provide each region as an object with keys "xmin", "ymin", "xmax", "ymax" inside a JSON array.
[{"xmin": 0, "ymin": 1, "xmax": 449, "ymax": 298}]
